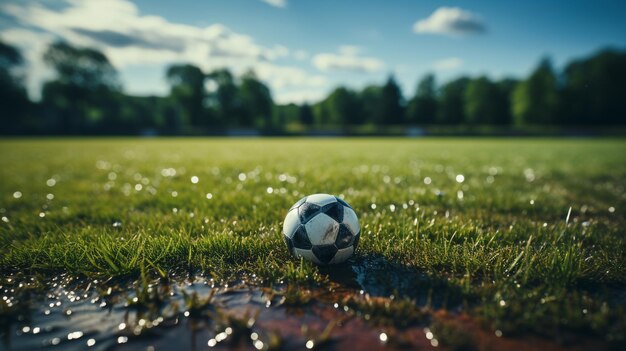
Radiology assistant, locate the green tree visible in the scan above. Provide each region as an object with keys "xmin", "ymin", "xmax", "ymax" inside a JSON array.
[
  {"xmin": 319, "ymin": 87, "xmax": 362, "ymax": 127},
  {"xmin": 43, "ymin": 41, "xmax": 118, "ymax": 90},
  {"xmin": 42, "ymin": 41, "xmax": 119, "ymax": 134},
  {"xmin": 379, "ymin": 75, "xmax": 405, "ymax": 125},
  {"xmin": 359, "ymin": 85, "xmax": 383, "ymax": 124},
  {"xmin": 239, "ymin": 70, "xmax": 273, "ymax": 129},
  {"xmin": 464, "ymin": 77, "xmax": 500, "ymax": 125},
  {"xmin": 166, "ymin": 64, "xmax": 208, "ymax": 129},
  {"xmin": 407, "ymin": 74, "xmax": 437, "ymax": 124},
  {"xmin": 0, "ymin": 40, "xmax": 30, "ymax": 134},
  {"xmin": 437, "ymin": 77, "xmax": 469, "ymax": 124},
  {"xmin": 273, "ymin": 103, "xmax": 299, "ymax": 130},
  {"xmin": 299, "ymin": 103, "xmax": 314, "ymax": 126},
  {"xmin": 562, "ymin": 49, "xmax": 626, "ymax": 125},
  {"xmin": 494, "ymin": 78, "xmax": 518, "ymax": 125},
  {"xmin": 206, "ymin": 69, "xmax": 241, "ymax": 127},
  {"xmin": 512, "ymin": 58, "xmax": 559, "ymax": 125}
]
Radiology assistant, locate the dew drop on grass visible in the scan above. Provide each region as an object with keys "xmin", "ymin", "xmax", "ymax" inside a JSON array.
[
  {"xmin": 87, "ymin": 339, "xmax": 96, "ymax": 347},
  {"xmin": 46, "ymin": 178, "xmax": 56, "ymax": 187},
  {"xmin": 424, "ymin": 177, "xmax": 432, "ymax": 185},
  {"xmin": 13, "ymin": 191, "xmax": 22, "ymax": 199},
  {"xmin": 1, "ymin": 216, "xmax": 8, "ymax": 223},
  {"xmin": 117, "ymin": 336, "xmax": 128, "ymax": 344},
  {"xmin": 39, "ymin": 212, "xmax": 46, "ymax": 218},
  {"xmin": 67, "ymin": 331, "xmax": 83, "ymax": 340},
  {"xmin": 161, "ymin": 168, "xmax": 176, "ymax": 177},
  {"xmin": 306, "ymin": 340, "xmax": 314, "ymax": 349},
  {"xmin": 266, "ymin": 187, "xmax": 273, "ymax": 194},
  {"xmin": 112, "ymin": 221, "xmax": 122, "ymax": 228},
  {"xmin": 524, "ymin": 168, "xmax": 536, "ymax": 182},
  {"xmin": 47, "ymin": 193, "xmax": 54, "ymax": 200},
  {"xmin": 379, "ymin": 332, "xmax": 388, "ymax": 343},
  {"xmin": 215, "ymin": 332, "xmax": 227, "ymax": 341},
  {"xmin": 608, "ymin": 206, "xmax": 615, "ymax": 213},
  {"xmin": 191, "ymin": 176, "xmax": 199, "ymax": 184},
  {"xmin": 456, "ymin": 174, "xmax": 465, "ymax": 183}
]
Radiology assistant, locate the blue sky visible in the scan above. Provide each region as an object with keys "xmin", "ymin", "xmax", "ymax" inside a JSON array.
[{"xmin": 1, "ymin": 0, "xmax": 625, "ymax": 103}]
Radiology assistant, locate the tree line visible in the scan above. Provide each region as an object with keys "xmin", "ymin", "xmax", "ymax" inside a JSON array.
[{"xmin": 1, "ymin": 40, "xmax": 625, "ymax": 135}]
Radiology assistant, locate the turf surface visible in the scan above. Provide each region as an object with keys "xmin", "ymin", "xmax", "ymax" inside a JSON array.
[{"xmin": 1, "ymin": 138, "xmax": 625, "ymax": 343}]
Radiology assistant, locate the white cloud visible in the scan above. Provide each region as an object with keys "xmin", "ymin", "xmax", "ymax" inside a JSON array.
[
  {"xmin": 413, "ymin": 7, "xmax": 486, "ymax": 37},
  {"xmin": 0, "ymin": 0, "xmax": 325, "ymax": 103},
  {"xmin": 254, "ymin": 62, "xmax": 327, "ymax": 90},
  {"xmin": 338, "ymin": 45, "xmax": 361, "ymax": 56},
  {"xmin": 273, "ymin": 89, "xmax": 327, "ymax": 105},
  {"xmin": 293, "ymin": 50, "xmax": 309, "ymax": 61},
  {"xmin": 265, "ymin": 44, "xmax": 289, "ymax": 60},
  {"xmin": 261, "ymin": 0, "xmax": 287, "ymax": 9},
  {"xmin": 312, "ymin": 46, "xmax": 384, "ymax": 73},
  {"xmin": 433, "ymin": 57, "xmax": 464, "ymax": 71}
]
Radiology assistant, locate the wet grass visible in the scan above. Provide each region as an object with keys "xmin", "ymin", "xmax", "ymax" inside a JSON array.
[{"xmin": 1, "ymin": 138, "xmax": 625, "ymax": 345}]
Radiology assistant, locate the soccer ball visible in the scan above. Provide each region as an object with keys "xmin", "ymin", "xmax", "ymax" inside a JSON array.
[{"xmin": 283, "ymin": 194, "xmax": 360, "ymax": 265}]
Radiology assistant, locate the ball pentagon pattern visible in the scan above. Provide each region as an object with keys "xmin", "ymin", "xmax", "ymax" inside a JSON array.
[{"xmin": 283, "ymin": 194, "xmax": 360, "ymax": 264}]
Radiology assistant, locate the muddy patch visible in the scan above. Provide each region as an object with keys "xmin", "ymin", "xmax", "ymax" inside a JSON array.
[
  {"xmin": 0, "ymin": 258, "xmax": 616, "ymax": 351},
  {"xmin": 0, "ymin": 272, "xmax": 435, "ymax": 351}
]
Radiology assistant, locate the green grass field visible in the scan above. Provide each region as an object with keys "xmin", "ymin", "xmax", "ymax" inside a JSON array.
[{"xmin": 1, "ymin": 138, "xmax": 625, "ymax": 348}]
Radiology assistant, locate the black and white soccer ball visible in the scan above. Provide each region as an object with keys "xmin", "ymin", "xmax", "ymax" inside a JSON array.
[{"xmin": 283, "ymin": 194, "xmax": 360, "ymax": 265}]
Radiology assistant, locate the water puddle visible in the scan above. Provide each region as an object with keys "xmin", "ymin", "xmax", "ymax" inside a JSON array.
[
  {"xmin": 0, "ymin": 275, "xmax": 433, "ymax": 350},
  {"xmin": 0, "ymin": 256, "xmax": 610, "ymax": 350}
]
